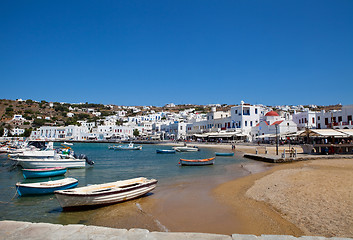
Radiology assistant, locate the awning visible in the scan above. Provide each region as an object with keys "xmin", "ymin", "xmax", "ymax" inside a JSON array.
[
  {"xmin": 299, "ymin": 129, "xmax": 349, "ymax": 137},
  {"xmin": 336, "ymin": 129, "xmax": 353, "ymax": 136}
]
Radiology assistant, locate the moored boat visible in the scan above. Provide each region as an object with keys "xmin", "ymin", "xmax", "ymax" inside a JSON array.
[
  {"xmin": 16, "ymin": 178, "xmax": 78, "ymax": 196},
  {"xmin": 173, "ymin": 146, "xmax": 199, "ymax": 152},
  {"xmin": 179, "ymin": 157, "xmax": 215, "ymax": 166},
  {"xmin": 22, "ymin": 167, "xmax": 67, "ymax": 179},
  {"xmin": 54, "ymin": 177, "xmax": 157, "ymax": 209},
  {"xmin": 156, "ymin": 149, "xmax": 176, "ymax": 154},
  {"xmin": 14, "ymin": 156, "xmax": 93, "ymax": 169},
  {"xmin": 215, "ymin": 152, "xmax": 234, "ymax": 156},
  {"xmin": 115, "ymin": 143, "xmax": 142, "ymax": 150}
]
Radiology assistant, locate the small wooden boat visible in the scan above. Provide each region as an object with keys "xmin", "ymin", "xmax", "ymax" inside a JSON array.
[
  {"xmin": 173, "ymin": 146, "xmax": 199, "ymax": 152},
  {"xmin": 54, "ymin": 177, "xmax": 157, "ymax": 209},
  {"xmin": 115, "ymin": 143, "xmax": 142, "ymax": 150},
  {"xmin": 22, "ymin": 167, "xmax": 67, "ymax": 179},
  {"xmin": 156, "ymin": 149, "xmax": 176, "ymax": 154},
  {"xmin": 16, "ymin": 178, "xmax": 78, "ymax": 196},
  {"xmin": 179, "ymin": 157, "xmax": 215, "ymax": 166},
  {"xmin": 215, "ymin": 152, "xmax": 234, "ymax": 156}
]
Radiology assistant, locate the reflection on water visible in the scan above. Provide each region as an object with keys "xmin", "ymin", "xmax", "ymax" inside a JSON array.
[{"xmin": 0, "ymin": 143, "xmax": 246, "ymax": 225}]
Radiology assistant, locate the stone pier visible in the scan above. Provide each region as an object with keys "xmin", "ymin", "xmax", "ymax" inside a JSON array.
[{"xmin": 0, "ymin": 221, "xmax": 351, "ymax": 240}]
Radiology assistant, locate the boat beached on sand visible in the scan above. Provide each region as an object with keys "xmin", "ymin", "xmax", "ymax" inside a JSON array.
[
  {"xmin": 22, "ymin": 167, "xmax": 67, "ymax": 179},
  {"xmin": 179, "ymin": 157, "xmax": 215, "ymax": 166},
  {"xmin": 55, "ymin": 177, "xmax": 157, "ymax": 209},
  {"xmin": 16, "ymin": 178, "xmax": 78, "ymax": 196}
]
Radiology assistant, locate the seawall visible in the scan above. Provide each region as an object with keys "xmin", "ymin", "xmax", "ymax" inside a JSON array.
[{"xmin": 0, "ymin": 221, "xmax": 351, "ymax": 240}]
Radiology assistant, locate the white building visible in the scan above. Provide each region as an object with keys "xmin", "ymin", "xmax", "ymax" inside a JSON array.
[
  {"xmin": 230, "ymin": 101, "xmax": 265, "ymax": 135},
  {"xmin": 251, "ymin": 111, "xmax": 297, "ymax": 140},
  {"xmin": 316, "ymin": 105, "xmax": 353, "ymax": 129},
  {"xmin": 10, "ymin": 127, "xmax": 25, "ymax": 136},
  {"xmin": 292, "ymin": 110, "xmax": 317, "ymax": 130}
]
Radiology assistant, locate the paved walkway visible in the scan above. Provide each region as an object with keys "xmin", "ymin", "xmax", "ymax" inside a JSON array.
[
  {"xmin": 244, "ymin": 153, "xmax": 353, "ymax": 163},
  {"xmin": 0, "ymin": 221, "xmax": 351, "ymax": 240}
]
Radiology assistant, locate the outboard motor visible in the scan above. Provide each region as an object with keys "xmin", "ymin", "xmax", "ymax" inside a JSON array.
[{"xmin": 79, "ymin": 154, "xmax": 94, "ymax": 165}]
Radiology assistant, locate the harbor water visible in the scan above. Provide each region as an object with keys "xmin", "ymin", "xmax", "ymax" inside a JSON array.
[{"xmin": 0, "ymin": 143, "xmax": 247, "ymax": 227}]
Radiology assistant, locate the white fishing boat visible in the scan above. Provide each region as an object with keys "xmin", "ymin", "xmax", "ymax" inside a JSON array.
[
  {"xmin": 173, "ymin": 146, "xmax": 199, "ymax": 152},
  {"xmin": 55, "ymin": 177, "xmax": 157, "ymax": 209},
  {"xmin": 14, "ymin": 154, "xmax": 94, "ymax": 169},
  {"xmin": 63, "ymin": 142, "xmax": 74, "ymax": 146},
  {"xmin": 115, "ymin": 142, "xmax": 142, "ymax": 150}
]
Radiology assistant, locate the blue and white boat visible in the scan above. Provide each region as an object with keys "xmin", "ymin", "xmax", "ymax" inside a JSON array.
[
  {"xmin": 22, "ymin": 167, "xmax": 67, "ymax": 179},
  {"xmin": 115, "ymin": 143, "xmax": 142, "ymax": 150},
  {"xmin": 215, "ymin": 152, "xmax": 234, "ymax": 156},
  {"xmin": 156, "ymin": 149, "xmax": 176, "ymax": 154},
  {"xmin": 16, "ymin": 178, "xmax": 78, "ymax": 196}
]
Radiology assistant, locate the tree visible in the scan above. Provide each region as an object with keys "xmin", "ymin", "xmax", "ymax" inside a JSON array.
[
  {"xmin": 133, "ymin": 129, "xmax": 140, "ymax": 137},
  {"xmin": 22, "ymin": 128, "xmax": 32, "ymax": 137}
]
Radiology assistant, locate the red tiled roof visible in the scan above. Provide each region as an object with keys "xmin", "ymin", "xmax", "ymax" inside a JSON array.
[
  {"xmin": 265, "ymin": 111, "xmax": 279, "ymax": 116},
  {"xmin": 256, "ymin": 121, "xmax": 269, "ymax": 127}
]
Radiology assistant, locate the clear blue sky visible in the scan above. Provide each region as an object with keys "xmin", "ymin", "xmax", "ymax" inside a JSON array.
[{"xmin": 1, "ymin": 1, "xmax": 352, "ymax": 106}]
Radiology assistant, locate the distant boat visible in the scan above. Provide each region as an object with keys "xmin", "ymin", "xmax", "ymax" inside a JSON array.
[
  {"xmin": 156, "ymin": 149, "xmax": 176, "ymax": 154},
  {"xmin": 173, "ymin": 146, "xmax": 199, "ymax": 152},
  {"xmin": 108, "ymin": 145, "xmax": 118, "ymax": 150},
  {"xmin": 215, "ymin": 152, "xmax": 234, "ymax": 156},
  {"xmin": 63, "ymin": 142, "xmax": 73, "ymax": 146},
  {"xmin": 115, "ymin": 143, "xmax": 142, "ymax": 150},
  {"xmin": 16, "ymin": 178, "xmax": 78, "ymax": 196},
  {"xmin": 55, "ymin": 177, "xmax": 157, "ymax": 209},
  {"xmin": 22, "ymin": 167, "xmax": 67, "ymax": 179},
  {"xmin": 179, "ymin": 157, "xmax": 215, "ymax": 166}
]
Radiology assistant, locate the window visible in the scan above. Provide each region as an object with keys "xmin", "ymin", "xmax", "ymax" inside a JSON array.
[
  {"xmin": 245, "ymin": 121, "xmax": 247, "ymax": 126},
  {"xmin": 287, "ymin": 123, "xmax": 289, "ymax": 126},
  {"xmin": 299, "ymin": 120, "xmax": 301, "ymax": 124},
  {"xmin": 255, "ymin": 108, "xmax": 258, "ymax": 114},
  {"xmin": 318, "ymin": 116, "xmax": 320, "ymax": 121},
  {"xmin": 325, "ymin": 118, "xmax": 328, "ymax": 125},
  {"xmin": 348, "ymin": 115, "xmax": 352, "ymax": 122},
  {"xmin": 312, "ymin": 118, "xmax": 315, "ymax": 124},
  {"xmin": 235, "ymin": 110, "xmax": 238, "ymax": 114},
  {"xmin": 338, "ymin": 116, "xmax": 342, "ymax": 122}
]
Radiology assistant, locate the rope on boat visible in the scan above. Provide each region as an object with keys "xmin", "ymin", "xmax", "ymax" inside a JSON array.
[{"xmin": 0, "ymin": 186, "xmax": 19, "ymax": 204}]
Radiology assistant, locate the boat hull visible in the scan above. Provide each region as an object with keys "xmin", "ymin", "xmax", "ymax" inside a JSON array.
[
  {"xmin": 215, "ymin": 152, "xmax": 234, "ymax": 156},
  {"xmin": 115, "ymin": 146, "xmax": 142, "ymax": 150},
  {"xmin": 174, "ymin": 147, "xmax": 198, "ymax": 152},
  {"xmin": 16, "ymin": 159, "xmax": 86, "ymax": 169},
  {"xmin": 22, "ymin": 167, "xmax": 67, "ymax": 179},
  {"xmin": 156, "ymin": 149, "xmax": 176, "ymax": 154},
  {"xmin": 16, "ymin": 178, "xmax": 78, "ymax": 196},
  {"xmin": 179, "ymin": 157, "xmax": 215, "ymax": 166},
  {"xmin": 55, "ymin": 179, "xmax": 157, "ymax": 209}
]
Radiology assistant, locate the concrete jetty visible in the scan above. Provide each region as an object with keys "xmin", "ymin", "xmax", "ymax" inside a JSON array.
[
  {"xmin": 0, "ymin": 221, "xmax": 351, "ymax": 240},
  {"xmin": 243, "ymin": 153, "xmax": 353, "ymax": 163}
]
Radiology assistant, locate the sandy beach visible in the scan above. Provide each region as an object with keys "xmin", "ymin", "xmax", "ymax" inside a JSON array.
[{"xmin": 212, "ymin": 144, "xmax": 353, "ymax": 238}]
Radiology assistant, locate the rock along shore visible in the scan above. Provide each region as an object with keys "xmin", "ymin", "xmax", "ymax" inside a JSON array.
[{"xmin": 0, "ymin": 221, "xmax": 351, "ymax": 240}]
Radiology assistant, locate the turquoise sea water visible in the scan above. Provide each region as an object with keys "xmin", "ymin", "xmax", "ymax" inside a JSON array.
[{"xmin": 0, "ymin": 143, "xmax": 246, "ymax": 225}]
